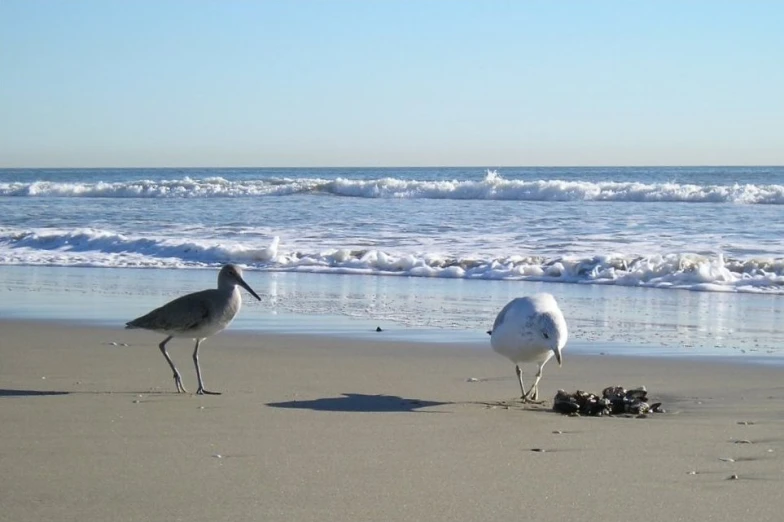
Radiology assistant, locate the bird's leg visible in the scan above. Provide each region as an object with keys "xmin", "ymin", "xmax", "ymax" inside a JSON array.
[
  {"xmin": 193, "ymin": 338, "xmax": 220, "ymax": 395},
  {"xmin": 524, "ymin": 362, "xmax": 546, "ymax": 403},
  {"xmin": 515, "ymin": 365, "xmax": 526, "ymax": 401},
  {"xmin": 159, "ymin": 336, "xmax": 188, "ymax": 393}
]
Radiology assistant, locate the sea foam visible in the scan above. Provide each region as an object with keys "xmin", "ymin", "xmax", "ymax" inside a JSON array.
[
  {"xmin": 2, "ymin": 172, "xmax": 784, "ymax": 203},
  {"xmin": 2, "ymin": 228, "xmax": 783, "ymax": 294}
]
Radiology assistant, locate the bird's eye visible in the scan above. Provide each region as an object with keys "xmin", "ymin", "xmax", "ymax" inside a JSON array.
[{"xmin": 542, "ymin": 332, "xmax": 549, "ymax": 339}]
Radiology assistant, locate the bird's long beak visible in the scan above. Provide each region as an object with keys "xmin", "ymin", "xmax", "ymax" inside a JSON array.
[
  {"xmin": 553, "ymin": 346, "xmax": 563, "ymax": 367},
  {"xmin": 238, "ymin": 276, "xmax": 262, "ymax": 301}
]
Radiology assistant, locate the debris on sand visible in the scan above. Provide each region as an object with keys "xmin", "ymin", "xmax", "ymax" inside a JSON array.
[{"xmin": 553, "ymin": 386, "xmax": 665, "ymax": 417}]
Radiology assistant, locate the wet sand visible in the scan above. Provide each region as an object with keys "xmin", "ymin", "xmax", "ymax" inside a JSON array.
[{"xmin": 2, "ymin": 319, "xmax": 784, "ymax": 521}]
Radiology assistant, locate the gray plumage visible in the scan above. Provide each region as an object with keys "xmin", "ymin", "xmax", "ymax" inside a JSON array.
[{"xmin": 126, "ymin": 264, "xmax": 261, "ymax": 395}]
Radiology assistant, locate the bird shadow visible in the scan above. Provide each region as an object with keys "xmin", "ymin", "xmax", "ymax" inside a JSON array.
[
  {"xmin": 0, "ymin": 389, "xmax": 70, "ymax": 397},
  {"xmin": 267, "ymin": 393, "xmax": 450, "ymax": 413}
]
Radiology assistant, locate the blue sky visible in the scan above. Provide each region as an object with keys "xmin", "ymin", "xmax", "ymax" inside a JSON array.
[{"xmin": 1, "ymin": 1, "xmax": 782, "ymax": 167}]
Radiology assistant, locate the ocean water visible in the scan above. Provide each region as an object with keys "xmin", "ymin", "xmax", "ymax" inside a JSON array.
[{"xmin": 1, "ymin": 166, "xmax": 783, "ymax": 357}]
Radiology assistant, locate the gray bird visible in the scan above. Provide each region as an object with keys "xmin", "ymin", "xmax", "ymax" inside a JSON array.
[{"xmin": 125, "ymin": 264, "xmax": 261, "ymax": 395}]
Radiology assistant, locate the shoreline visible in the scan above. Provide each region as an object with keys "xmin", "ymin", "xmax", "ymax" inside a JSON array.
[
  {"xmin": 3, "ymin": 314, "xmax": 784, "ymax": 367},
  {"xmin": 2, "ymin": 264, "xmax": 783, "ymax": 357}
]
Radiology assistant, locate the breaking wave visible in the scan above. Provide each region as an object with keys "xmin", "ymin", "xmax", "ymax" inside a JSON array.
[
  {"xmin": 2, "ymin": 228, "xmax": 784, "ymax": 293},
  {"xmin": 2, "ymin": 172, "xmax": 784, "ymax": 204}
]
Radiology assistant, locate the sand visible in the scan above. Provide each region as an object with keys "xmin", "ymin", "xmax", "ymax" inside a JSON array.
[{"xmin": 2, "ymin": 319, "xmax": 784, "ymax": 522}]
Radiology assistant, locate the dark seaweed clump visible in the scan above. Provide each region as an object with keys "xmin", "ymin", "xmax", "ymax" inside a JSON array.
[{"xmin": 552, "ymin": 386, "xmax": 665, "ymax": 417}]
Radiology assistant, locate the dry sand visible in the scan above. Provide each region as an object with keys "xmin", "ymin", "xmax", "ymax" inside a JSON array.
[{"xmin": 2, "ymin": 319, "xmax": 784, "ymax": 522}]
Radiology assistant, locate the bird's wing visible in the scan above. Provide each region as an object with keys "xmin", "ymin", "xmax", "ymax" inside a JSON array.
[
  {"xmin": 127, "ymin": 291, "xmax": 212, "ymax": 333},
  {"xmin": 167, "ymin": 295, "xmax": 212, "ymax": 333}
]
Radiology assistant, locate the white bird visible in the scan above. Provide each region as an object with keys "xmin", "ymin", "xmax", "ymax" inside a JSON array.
[
  {"xmin": 125, "ymin": 264, "xmax": 261, "ymax": 395},
  {"xmin": 490, "ymin": 293, "xmax": 568, "ymax": 402}
]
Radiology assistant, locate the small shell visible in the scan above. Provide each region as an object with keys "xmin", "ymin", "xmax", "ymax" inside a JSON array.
[
  {"xmin": 626, "ymin": 387, "xmax": 648, "ymax": 400},
  {"xmin": 602, "ymin": 386, "xmax": 626, "ymax": 398}
]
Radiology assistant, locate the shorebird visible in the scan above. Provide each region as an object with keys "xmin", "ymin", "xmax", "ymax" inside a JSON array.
[
  {"xmin": 125, "ymin": 264, "xmax": 261, "ymax": 395},
  {"xmin": 489, "ymin": 293, "xmax": 568, "ymax": 402}
]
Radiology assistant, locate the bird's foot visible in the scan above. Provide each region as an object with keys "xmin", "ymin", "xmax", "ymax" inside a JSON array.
[
  {"xmin": 174, "ymin": 376, "xmax": 188, "ymax": 394},
  {"xmin": 524, "ymin": 386, "xmax": 541, "ymax": 402},
  {"xmin": 520, "ymin": 394, "xmax": 545, "ymax": 405},
  {"xmin": 196, "ymin": 387, "xmax": 221, "ymax": 395}
]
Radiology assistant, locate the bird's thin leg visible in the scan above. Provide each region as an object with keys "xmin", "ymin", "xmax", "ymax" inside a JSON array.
[
  {"xmin": 524, "ymin": 363, "xmax": 546, "ymax": 403},
  {"xmin": 515, "ymin": 365, "xmax": 526, "ymax": 400},
  {"xmin": 193, "ymin": 338, "xmax": 220, "ymax": 395},
  {"xmin": 159, "ymin": 336, "xmax": 187, "ymax": 393}
]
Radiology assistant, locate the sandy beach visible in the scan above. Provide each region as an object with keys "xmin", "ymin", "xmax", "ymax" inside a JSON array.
[{"xmin": 2, "ymin": 319, "xmax": 784, "ymax": 522}]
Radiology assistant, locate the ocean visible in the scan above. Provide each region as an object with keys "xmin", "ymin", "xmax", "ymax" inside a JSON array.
[{"xmin": 1, "ymin": 166, "xmax": 783, "ymax": 358}]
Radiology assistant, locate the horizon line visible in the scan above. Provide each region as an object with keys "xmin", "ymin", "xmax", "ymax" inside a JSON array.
[{"xmin": 1, "ymin": 164, "xmax": 783, "ymax": 170}]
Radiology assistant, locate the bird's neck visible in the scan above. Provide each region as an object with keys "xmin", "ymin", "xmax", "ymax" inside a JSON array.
[{"xmin": 218, "ymin": 282, "xmax": 237, "ymax": 294}]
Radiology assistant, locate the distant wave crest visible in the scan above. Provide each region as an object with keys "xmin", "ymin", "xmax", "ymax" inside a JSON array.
[
  {"xmin": 2, "ymin": 228, "xmax": 784, "ymax": 294},
  {"xmin": 2, "ymin": 172, "xmax": 784, "ymax": 203}
]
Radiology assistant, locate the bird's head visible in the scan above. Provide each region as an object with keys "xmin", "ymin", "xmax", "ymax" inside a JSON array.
[
  {"xmin": 539, "ymin": 313, "xmax": 567, "ymax": 366},
  {"xmin": 220, "ymin": 264, "xmax": 262, "ymax": 301}
]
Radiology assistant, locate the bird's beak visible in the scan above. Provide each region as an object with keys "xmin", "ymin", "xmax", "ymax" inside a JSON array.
[
  {"xmin": 237, "ymin": 275, "xmax": 262, "ymax": 301},
  {"xmin": 553, "ymin": 346, "xmax": 563, "ymax": 367}
]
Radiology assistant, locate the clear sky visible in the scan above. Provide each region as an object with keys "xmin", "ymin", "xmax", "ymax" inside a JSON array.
[{"xmin": 1, "ymin": 1, "xmax": 782, "ymax": 168}]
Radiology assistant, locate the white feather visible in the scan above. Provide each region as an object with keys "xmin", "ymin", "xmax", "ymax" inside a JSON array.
[{"xmin": 490, "ymin": 293, "xmax": 568, "ymax": 400}]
